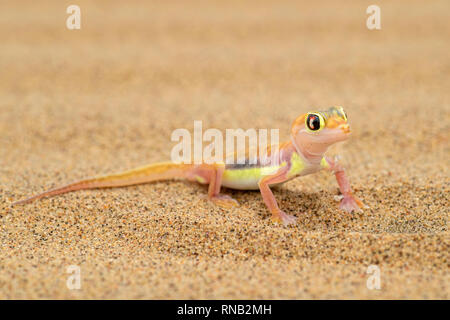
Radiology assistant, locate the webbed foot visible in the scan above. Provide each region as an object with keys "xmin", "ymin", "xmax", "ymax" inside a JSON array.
[
  {"xmin": 338, "ymin": 194, "xmax": 367, "ymax": 213},
  {"xmin": 207, "ymin": 194, "xmax": 239, "ymax": 208},
  {"xmin": 271, "ymin": 210, "xmax": 298, "ymax": 226}
]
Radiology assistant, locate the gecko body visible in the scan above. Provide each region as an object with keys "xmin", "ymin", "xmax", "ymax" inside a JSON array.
[
  {"xmin": 13, "ymin": 106, "xmax": 365, "ymax": 225},
  {"xmin": 220, "ymin": 148, "xmax": 326, "ymax": 190}
]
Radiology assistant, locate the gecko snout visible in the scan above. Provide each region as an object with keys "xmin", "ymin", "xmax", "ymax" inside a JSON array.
[{"xmin": 340, "ymin": 123, "xmax": 350, "ymax": 134}]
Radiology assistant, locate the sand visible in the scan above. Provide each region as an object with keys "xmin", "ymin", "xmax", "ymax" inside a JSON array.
[{"xmin": 0, "ymin": 0, "xmax": 448, "ymax": 299}]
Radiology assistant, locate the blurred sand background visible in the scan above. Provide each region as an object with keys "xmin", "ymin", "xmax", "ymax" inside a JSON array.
[{"xmin": 0, "ymin": 0, "xmax": 448, "ymax": 299}]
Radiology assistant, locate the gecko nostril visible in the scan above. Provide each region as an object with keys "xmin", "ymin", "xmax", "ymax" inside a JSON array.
[{"xmin": 340, "ymin": 124, "xmax": 350, "ymax": 133}]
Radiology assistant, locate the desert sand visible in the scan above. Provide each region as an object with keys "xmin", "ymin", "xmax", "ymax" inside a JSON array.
[{"xmin": 0, "ymin": 0, "xmax": 448, "ymax": 299}]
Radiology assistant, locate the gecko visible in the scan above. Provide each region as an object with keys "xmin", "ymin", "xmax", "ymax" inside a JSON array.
[{"xmin": 12, "ymin": 106, "xmax": 366, "ymax": 225}]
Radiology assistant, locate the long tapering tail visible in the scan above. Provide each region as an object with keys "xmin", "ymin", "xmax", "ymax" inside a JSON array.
[{"xmin": 12, "ymin": 162, "xmax": 193, "ymax": 205}]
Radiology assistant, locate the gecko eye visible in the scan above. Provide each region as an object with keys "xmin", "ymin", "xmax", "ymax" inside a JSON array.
[{"xmin": 305, "ymin": 113, "xmax": 325, "ymax": 132}]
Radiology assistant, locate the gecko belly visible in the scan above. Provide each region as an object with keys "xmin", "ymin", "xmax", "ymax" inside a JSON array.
[
  {"xmin": 221, "ymin": 165, "xmax": 282, "ymax": 190},
  {"xmin": 221, "ymin": 152, "xmax": 325, "ymax": 190}
]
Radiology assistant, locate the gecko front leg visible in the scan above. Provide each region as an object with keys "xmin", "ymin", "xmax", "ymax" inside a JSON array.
[
  {"xmin": 326, "ymin": 156, "xmax": 366, "ymax": 213},
  {"xmin": 258, "ymin": 166, "xmax": 298, "ymax": 225}
]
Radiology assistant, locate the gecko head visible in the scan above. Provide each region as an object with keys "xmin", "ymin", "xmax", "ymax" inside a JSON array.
[{"xmin": 291, "ymin": 106, "xmax": 351, "ymax": 156}]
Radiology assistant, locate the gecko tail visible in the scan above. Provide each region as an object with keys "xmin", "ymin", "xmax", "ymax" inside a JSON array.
[{"xmin": 11, "ymin": 162, "xmax": 193, "ymax": 206}]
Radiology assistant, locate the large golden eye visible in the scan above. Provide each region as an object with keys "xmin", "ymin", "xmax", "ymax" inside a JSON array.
[{"xmin": 305, "ymin": 113, "xmax": 325, "ymax": 132}]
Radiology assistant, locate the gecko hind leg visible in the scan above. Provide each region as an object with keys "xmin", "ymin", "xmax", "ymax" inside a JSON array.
[{"xmin": 192, "ymin": 163, "xmax": 239, "ymax": 208}]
